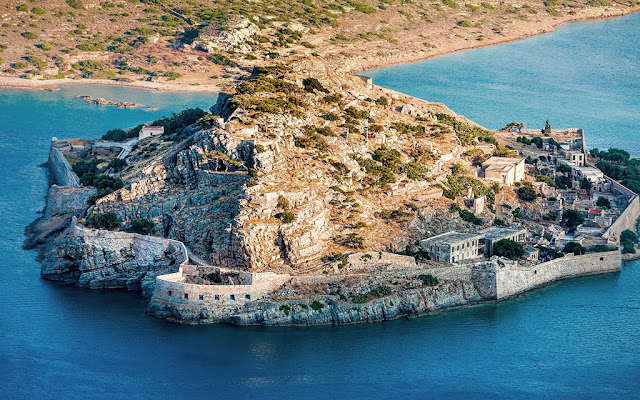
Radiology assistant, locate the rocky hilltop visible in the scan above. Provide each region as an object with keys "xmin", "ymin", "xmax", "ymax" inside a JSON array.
[
  {"xmin": 88, "ymin": 59, "xmax": 485, "ymax": 274},
  {"xmin": 28, "ymin": 56, "xmax": 631, "ymax": 325}
]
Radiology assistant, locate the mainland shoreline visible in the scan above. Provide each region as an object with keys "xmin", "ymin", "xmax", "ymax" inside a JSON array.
[{"xmin": 1, "ymin": 8, "xmax": 638, "ymax": 93}]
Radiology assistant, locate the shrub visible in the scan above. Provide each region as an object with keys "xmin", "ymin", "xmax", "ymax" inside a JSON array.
[
  {"xmin": 108, "ymin": 158, "xmax": 127, "ymax": 172},
  {"xmin": 277, "ymin": 212, "xmax": 296, "ymax": 224},
  {"xmin": 66, "ymin": 0, "xmax": 85, "ymax": 10},
  {"xmin": 86, "ymin": 212, "xmax": 121, "ymax": 230},
  {"xmin": 459, "ymin": 209, "xmax": 482, "ymax": 225},
  {"xmin": 31, "ymin": 7, "xmax": 46, "ymax": 15},
  {"xmin": 127, "ymin": 218, "xmax": 154, "ymax": 234},
  {"xmin": 102, "ymin": 128, "xmax": 128, "ymax": 141},
  {"xmin": 596, "ymin": 197, "xmax": 611, "ymax": 209},
  {"xmin": 279, "ymin": 304, "xmax": 291, "ymax": 315},
  {"xmin": 590, "ymin": 245, "xmax": 617, "ymax": 253},
  {"xmin": 21, "ymin": 32, "xmax": 38, "ymax": 40},
  {"xmin": 563, "ymin": 241, "xmax": 586, "ymax": 255},
  {"xmin": 418, "ymin": 274, "xmax": 439, "ymax": 286},
  {"xmin": 310, "ymin": 300, "xmax": 324, "ymax": 311},
  {"xmin": 620, "ymin": 229, "xmax": 638, "ymax": 254},
  {"xmin": 276, "ymin": 195, "xmax": 290, "ymax": 211},
  {"xmin": 494, "ymin": 239, "xmax": 524, "ymax": 259},
  {"xmin": 302, "ymin": 77, "xmax": 328, "ymax": 93},
  {"xmin": 163, "ymin": 71, "xmax": 182, "ymax": 80},
  {"xmin": 442, "ymin": 0, "xmax": 460, "ymax": 8},
  {"xmin": 206, "ymin": 271, "xmax": 221, "ymax": 283},
  {"xmin": 518, "ymin": 183, "xmax": 537, "ymax": 202}
]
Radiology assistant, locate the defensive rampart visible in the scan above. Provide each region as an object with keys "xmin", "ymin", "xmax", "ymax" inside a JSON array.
[
  {"xmin": 493, "ymin": 250, "xmax": 620, "ymax": 300},
  {"xmin": 48, "ymin": 145, "xmax": 80, "ymax": 187},
  {"xmin": 603, "ymin": 177, "xmax": 640, "ymax": 238}
]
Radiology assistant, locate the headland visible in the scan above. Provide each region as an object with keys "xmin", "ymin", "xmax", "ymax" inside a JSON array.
[{"xmin": 25, "ymin": 58, "xmax": 640, "ymax": 325}]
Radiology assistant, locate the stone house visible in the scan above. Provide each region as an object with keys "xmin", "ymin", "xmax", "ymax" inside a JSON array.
[
  {"xmin": 139, "ymin": 126, "xmax": 165, "ymax": 140},
  {"xmin": 481, "ymin": 157, "xmax": 525, "ymax": 186},
  {"xmin": 419, "ymin": 232, "xmax": 483, "ymax": 263}
]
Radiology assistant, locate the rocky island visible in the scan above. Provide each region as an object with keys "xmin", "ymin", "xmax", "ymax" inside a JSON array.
[{"xmin": 25, "ymin": 56, "xmax": 639, "ymax": 325}]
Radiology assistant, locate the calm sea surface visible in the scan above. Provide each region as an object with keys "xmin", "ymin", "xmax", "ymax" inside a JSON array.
[
  {"xmin": 2, "ymin": 14, "xmax": 640, "ymax": 398},
  {"xmin": 367, "ymin": 11, "xmax": 640, "ymax": 156}
]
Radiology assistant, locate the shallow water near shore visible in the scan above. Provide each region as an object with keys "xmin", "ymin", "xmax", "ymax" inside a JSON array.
[
  {"xmin": 2, "ymin": 20, "xmax": 640, "ymax": 399},
  {"xmin": 367, "ymin": 11, "xmax": 640, "ymax": 156}
]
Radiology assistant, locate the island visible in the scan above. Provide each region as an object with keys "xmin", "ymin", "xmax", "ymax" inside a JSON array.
[{"xmin": 25, "ymin": 58, "xmax": 640, "ymax": 325}]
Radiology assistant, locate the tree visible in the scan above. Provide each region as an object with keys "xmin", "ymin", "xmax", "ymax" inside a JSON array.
[
  {"xmin": 620, "ymin": 229, "xmax": 638, "ymax": 254},
  {"xmin": 518, "ymin": 183, "xmax": 537, "ymax": 202},
  {"xmin": 580, "ymin": 177, "xmax": 592, "ymax": 192},
  {"xmin": 561, "ymin": 209, "xmax": 585, "ymax": 231},
  {"xmin": 563, "ymin": 241, "xmax": 586, "ymax": 255},
  {"xmin": 557, "ymin": 164, "xmax": 572, "ymax": 174},
  {"xmin": 108, "ymin": 158, "xmax": 127, "ymax": 172},
  {"xmin": 494, "ymin": 239, "xmax": 525, "ymax": 260},
  {"xmin": 596, "ymin": 197, "xmax": 611, "ymax": 209}
]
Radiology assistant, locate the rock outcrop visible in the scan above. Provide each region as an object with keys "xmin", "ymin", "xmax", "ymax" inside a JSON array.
[
  {"xmin": 195, "ymin": 16, "xmax": 260, "ymax": 54},
  {"xmin": 41, "ymin": 225, "xmax": 185, "ymax": 295}
]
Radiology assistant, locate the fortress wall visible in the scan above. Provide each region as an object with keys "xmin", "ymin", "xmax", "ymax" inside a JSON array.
[
  {"xmin": 48, "ymin": 146, "xmax": 80, "ymax": 187},
  {"xmin": 495, "ymin": 250, "xmax": 621, "ymax": 300},
  {"xmin": 603, "ymin": 192, "xmax": 640, "ymax": 239},
  {"xmin": 44, "ymin": 185, "xmax": 96, "ymax": 218},
  {"xmin": 149, "ymin": 271, "xmax": 290, "ymax": 310}
]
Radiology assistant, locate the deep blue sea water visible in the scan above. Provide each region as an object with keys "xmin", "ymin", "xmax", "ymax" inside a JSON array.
[
  {"xmin": 2, "ymin": 14, "xmax": 640, "ymax": 399},
  {"xmin": 367, "ymin": 11, "xmax": 640, "ymax": 156}
]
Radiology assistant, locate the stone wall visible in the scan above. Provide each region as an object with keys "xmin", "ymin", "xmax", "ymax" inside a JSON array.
[
  {"xmin": 147, "ymin": 270, "xmax": 291, "ymax": 321},
  {"xmin": 48, "ymin": 145, "xmax": 80, "ymax": 187},
  {"xmin": 493, "ymin": 250, "xmax": 621, "ymax": 300},
  {"xmin": 44, "ymin": 185, "xmax": 96, "ymax": 218},
  {"xmin": 603, "ymin": 179, "xmax": 640, "ymax": 239}
]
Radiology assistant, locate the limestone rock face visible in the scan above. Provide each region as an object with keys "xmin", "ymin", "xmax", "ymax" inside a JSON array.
[
  {"xmin": 41, "ymin": 229, "xmax": 184, "ymax": 294},
  {"xmin": 195, "ymin": 17, "xmax": 259, "ymax": 54}
]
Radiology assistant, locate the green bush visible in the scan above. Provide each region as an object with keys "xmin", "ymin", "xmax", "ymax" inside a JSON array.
[
  {"xmin": 302, "ymin": 77, "xmax": 328, "ymax": 93},
  {"xmin": 310, "ymin": 300, "xmax": 324, "ymax": 311},
  {"xmin": 596, "ymin": 197, "xmax": 611, "ymax": 209},
  {"xmin": 418, "ymin": 274, "xmax": 439, "ymax": 286},
  {"xmin": 31, "ymin": 7, "xmax": 46, "ymax": 15},
  {"xmin": 442, "ymin": 0, "xmax": 460, "ymax": 8},
  {"xmin": 494, "ymin": 239, "xmax": 524, "ymax": 260},
  {"xmin": 86, "ymin": 212, "xmax": 121, "ymax": 230},
  {"xmin": 127, "ymin": 218, "xmax": 154, "ymax": 234},
  {"xmin": 108, "ymin": 158, "xmax": 127, "ymax": 172},
  {"xmin": 620, "ymin": 229, "xmax": 638, "ymax": 254},
  {"xmin": 561, "ymin": 209, "xmax": 585, "ymax": 231},
  {"xmin": 66, "ymin": 0, "xmax": 85, "ymax": 10},
  {"xmin": 21, "ymin": 32, "xmax": 38, "ymax": 40},
  {"xmin": 279, "ymin": 304, "xmax": 291, "ymax": 315},
  {"xmin": 518, "ymin": 183, "xmax": 537, "ymax": 202},
  {"xmin": 563, "ymin": 241, "xmax": 586, "ymax": 255},
  {"xmin": 459, "ymin": 209, "xmax": 482, "ymax": 225},
  {"xmin": 277, "ymin": 212, "xmax": 296, "ymax": 224}
]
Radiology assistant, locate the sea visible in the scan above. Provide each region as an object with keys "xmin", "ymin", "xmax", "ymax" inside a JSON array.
[{"xmin": 1, "ymin": 13, "xmax": 639, "ymax": 400}]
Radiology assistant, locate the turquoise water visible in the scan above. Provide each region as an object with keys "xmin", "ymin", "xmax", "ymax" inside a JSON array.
[
  {"xmin": 367, "ymin": 12, "xmax": 640, "ymax": 155},
  {"xmin": 2, "ymin": 16, "xmax": 640, "ymax": 397}
]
